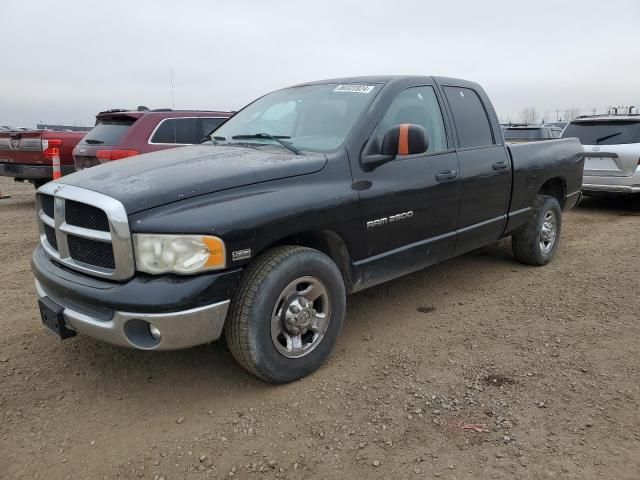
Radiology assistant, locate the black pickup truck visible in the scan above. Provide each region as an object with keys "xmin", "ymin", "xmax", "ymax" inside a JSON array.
[{"xmin": 31, "ymin": 76, "xmax": 584, "ymax": 383}]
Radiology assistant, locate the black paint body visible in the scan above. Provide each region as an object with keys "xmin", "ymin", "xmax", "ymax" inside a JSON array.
[{"xmin": 33, "ymin": 76, "xmax": 584, "ymax": 313}]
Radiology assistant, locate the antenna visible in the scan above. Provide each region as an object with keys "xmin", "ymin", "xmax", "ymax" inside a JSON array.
[{"xmin": 170, "ymin": 69, "xmax": 175, "ymax": 109}]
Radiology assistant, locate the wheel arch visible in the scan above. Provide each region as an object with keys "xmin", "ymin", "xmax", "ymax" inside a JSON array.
[
  {"xmin": 538, "ymin": 177, "xmax": 566, "ymax": 209},
  {"xmin": 258, "ymin": 230, "xmax": 354, "ymax": 292}
]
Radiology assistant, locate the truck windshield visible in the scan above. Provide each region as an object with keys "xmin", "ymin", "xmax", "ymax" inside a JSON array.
[
  {"xmin": 562, "ymin": 120, "xmax": 640, "ymax": 145},
  {"xmin": 211, "ymin": 83, "xmax": 378, "ymax": 153}
]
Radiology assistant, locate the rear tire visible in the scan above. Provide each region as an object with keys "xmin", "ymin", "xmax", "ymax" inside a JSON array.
[
  {"xmin": 512, "ymin": 195, "xmax": 562, "ymax": 266},
  {"xmin": 225, "ymin": 246, "xmax": 346, "ymax": 383}
]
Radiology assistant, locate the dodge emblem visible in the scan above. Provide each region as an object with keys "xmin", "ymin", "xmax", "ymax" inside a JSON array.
[{"xmin": 9, "ymin": 137, "xmax": 20, "ymax": 149}]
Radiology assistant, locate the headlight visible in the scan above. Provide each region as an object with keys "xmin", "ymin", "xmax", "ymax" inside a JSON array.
[{"xmin": 133, "ymin": 234, "xmax": 226, "ymax": 274}]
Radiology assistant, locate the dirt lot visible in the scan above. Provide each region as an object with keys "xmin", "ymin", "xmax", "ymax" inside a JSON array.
[{"xmin": 0, "ymin": 176, "xmax": 638, "ymax": 480}]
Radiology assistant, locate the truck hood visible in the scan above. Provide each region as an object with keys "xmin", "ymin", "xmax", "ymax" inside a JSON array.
[{"xmin": 57, "ymin": 145, "xmax": 327, "ymax": 213}]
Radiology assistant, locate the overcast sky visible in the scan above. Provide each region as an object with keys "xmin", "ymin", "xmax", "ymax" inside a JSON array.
[{"xmin": 1, "ymin": 0, "xmax": 638, "ymax": 127}]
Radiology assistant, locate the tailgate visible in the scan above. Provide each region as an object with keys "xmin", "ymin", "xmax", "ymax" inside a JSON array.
[
  {"xmin": 73, "ymin": 116, "xmax": 138, "ymax": 169},
  {"xmin": 0, "ymin": 131, "xmax": 45, "ymax": 165},
  {"xmin": 563, "ymin": 120, "xmax": 640, "ymax": 177},
  {"xmin": 582, "ymin": 143, "xmax": 639, "ymax": 177},
  {"xmin": 0, "ymin": 131, "xmax": 83, "ymax": 166}
]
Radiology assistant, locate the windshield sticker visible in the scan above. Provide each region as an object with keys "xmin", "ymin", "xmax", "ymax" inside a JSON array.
[{"xmin": 333, "ymin": 84, "xmax": 375, "ymax": 94}]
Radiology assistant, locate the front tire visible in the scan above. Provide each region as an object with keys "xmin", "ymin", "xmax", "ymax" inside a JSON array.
[
  {"xmin": 512, "ymin": 195, "xmax": 562, "ymax": 266},
  {"xmin": 225, "ymin": 246, "xmax": 346, "ymax": 383}
]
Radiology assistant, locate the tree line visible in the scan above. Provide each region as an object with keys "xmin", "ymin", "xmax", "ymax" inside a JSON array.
[{"xmin": 515, "ymin": 107, "xmax": 582, "ymax": 124}]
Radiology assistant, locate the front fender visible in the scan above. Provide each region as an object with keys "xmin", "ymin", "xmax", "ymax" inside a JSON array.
[{"xmin": 128, "ymin": 157, "xmax": 362, "ymax": 270}]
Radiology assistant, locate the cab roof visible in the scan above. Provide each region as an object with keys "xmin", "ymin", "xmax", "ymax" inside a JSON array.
[{"xmin": 291, "ymin": 75, "xmax": 480, "ymax": 89}]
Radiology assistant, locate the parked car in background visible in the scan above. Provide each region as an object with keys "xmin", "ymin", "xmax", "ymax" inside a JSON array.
[
  {"xmin": 502, "ymin": 124, "xmax": 562, "ymax": 143},
  {"xmin": 0, "ymin": 126, "xmax": 31, "ymax": 131},
  {"xmin": 73, "ymin": 108, "xmax": 232, "ymax": 170},
  {"xmin": 32, "ymin": 75, "xmax": 584, "ymax": 383},
  {"xmin": 0, "ymin": 129, "xmax": 85, "ymax": 188},
  {"xmin": 562, "ymin": 106, "xmax": 640, "ymax": 196}
]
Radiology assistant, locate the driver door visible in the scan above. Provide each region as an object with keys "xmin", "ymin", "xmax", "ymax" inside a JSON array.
[{"xmin": 352, "ymin": 85, "xmax": 460, "ymax": 275}]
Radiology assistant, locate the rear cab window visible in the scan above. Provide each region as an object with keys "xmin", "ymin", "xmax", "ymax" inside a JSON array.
[
  {"xmin": 443, "ymin": 86, "xmax": 495, "ymax": 148},
  {"xmin": 150, "ymin": 118, "xmax": 198, "ymax": 144},
  {"xmin": 562, "ymin": 121, "xmax": 640, "ymax": 145},
  {"xmin": 80, "ymin": 118, "xmax": 136, "ymax": 146}
]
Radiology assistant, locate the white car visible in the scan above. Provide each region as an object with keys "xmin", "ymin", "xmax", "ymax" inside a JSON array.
[{"xmin": 562, "ymin": 109, "xmax": 640, "ymax": 195}]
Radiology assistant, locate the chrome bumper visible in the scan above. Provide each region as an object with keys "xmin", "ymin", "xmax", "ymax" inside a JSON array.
[
  {"xmin": 582, "ymin": 183, "xmax": 640, "ymax": 194},
  {"xmin": 582, "ymin": 167, "xmax": 640, "ymax": 194},
  {"xmin": 35, "ymin": 279, "xmax": 229, "ymax": 350}
]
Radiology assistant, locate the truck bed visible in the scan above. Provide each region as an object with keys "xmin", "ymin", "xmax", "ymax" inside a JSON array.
[{"xmin": 507, "ymin": 138, "xmax": 584, "ymax": 215}]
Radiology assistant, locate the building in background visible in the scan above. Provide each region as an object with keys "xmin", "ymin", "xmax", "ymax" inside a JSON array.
[{"xmin": 36, "ymin": 123, "xmax": 93, "ymax": 132}]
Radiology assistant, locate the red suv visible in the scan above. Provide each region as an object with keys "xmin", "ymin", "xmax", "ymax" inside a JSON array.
[{"xmin": 73, "ymin": 108, "xmax": 232, "ymax": 170}]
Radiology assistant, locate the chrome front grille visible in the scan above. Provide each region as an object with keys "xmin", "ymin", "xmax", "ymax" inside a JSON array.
[
  {"xmin": 36, "ymin": 183, "xmax": 134, "ymax": 281},
  {"xmin": 43, "ymin": 224, "xmax": 58, "ymax": 250},
  {"xmin": 40, "ymin": 194, "xmax": 55, "ymax": 218},
  {"xmin": 68, "ymin": 235, "xmax": 116, "ymax": 269},
  {"xmin": 65, "ymin": 200, "xmax": 110, "ymax": 231}
]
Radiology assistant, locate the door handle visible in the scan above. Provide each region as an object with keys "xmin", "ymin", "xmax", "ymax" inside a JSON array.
[
  {"xmin": 492, "ymin": 161, "xmax": 509, "ymax": 170},
  {"xmin": 436, "ymin": 169, "xmax": 458, "ymax": 182}
]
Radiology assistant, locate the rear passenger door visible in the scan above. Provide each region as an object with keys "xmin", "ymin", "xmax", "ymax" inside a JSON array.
[{"xmin": 442, "ymin": 85, "xmax": 512, "ymax": 255}]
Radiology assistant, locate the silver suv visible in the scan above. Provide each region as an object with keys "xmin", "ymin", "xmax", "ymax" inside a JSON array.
[{"xmin": 562, "ymin": 107, "xmax": 640, "ymax": 195}]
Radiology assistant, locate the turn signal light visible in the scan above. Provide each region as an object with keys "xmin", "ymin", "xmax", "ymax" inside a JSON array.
[
  {"xmin": 202, "ymin": 236, "xmax": 226, "ymax": 268},
  {"xmin": 96, "ymin": 149, "xmax": 140, "ymax": 161}
]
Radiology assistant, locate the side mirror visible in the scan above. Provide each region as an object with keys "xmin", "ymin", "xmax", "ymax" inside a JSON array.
[{"xmin": 362, "ymin": 124, "xmax": 429, "ymax": 170}]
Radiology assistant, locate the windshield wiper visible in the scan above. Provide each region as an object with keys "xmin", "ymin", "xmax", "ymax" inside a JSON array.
[
  {"xmin": 595, "ymin": 132, "xmax": 622, "ymax": 144},
  {"xmin": 200, "ymin": 134, "xmax": 226, "ymax": 145},
  {"xmin": 231, "ymin": 133, "xmax": 302, "ymax": 155}
]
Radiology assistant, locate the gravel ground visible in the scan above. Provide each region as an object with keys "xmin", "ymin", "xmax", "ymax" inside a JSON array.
[{"xmin": 0, "ymin": 177, "xmax": 639, "ymax": 480}]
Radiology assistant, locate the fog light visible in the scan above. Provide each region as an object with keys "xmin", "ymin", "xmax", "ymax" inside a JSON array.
[{"xmin": 149, "ymin": 324, "xmax": 162, "ymax": 340}]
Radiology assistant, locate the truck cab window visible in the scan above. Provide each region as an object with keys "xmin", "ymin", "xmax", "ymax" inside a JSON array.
[
  {"xmin": 378, "ymin": 86, "xmax": 447, "ymax": 154},
  {"xmin": 213, "ymin": 84, "xmax": 376, "ymax": 152},
  {"xmin": 259, "ymin": 100, "xmax": 298, "ymax": 133},
  {"xmin": 443, "ymin": 86, "xmax": 494, "ymax": 148}
]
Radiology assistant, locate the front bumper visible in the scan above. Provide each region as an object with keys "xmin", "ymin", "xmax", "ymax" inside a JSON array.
[
  {"xmin": 36, "ymin": 279, "xmax": 230, "ymax": 350},
  {"xmin": 31, "ymin": 245, "xmax": 243, "ymax": 350},
  {"xmin": 0, "ymin": 162, "xmax": 75, "ymax": 180}
]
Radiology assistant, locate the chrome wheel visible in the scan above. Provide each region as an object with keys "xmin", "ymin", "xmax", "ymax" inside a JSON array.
[
  {"xmin": 271, "ymin": 276, "xmax": 331, "ymax": 358},
  {"xmin": 539, "ymin": 210, "xmax": 557, "ymax": 254}
]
